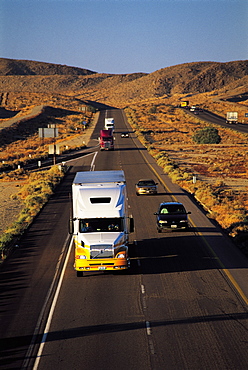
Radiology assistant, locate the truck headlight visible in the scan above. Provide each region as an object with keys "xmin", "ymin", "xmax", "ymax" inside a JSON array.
[
  {"xmin": 76, "ymin": 255, "xmax": 87, "ymax": 259},
  {"xmin": 159, "ymin": 220, "xmax": 167, "ymax": 224},
  {"xmin": 117, "ymin": 252, "xmax": 126, "ymax": 259}
]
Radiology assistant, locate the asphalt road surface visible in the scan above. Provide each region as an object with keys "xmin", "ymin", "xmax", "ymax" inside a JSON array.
[
  {"xmin": 182, "ymin": 107, "xmax": 248, "ymax": 134},
  {"xmin": 0, "ymin": 109, "xmax": 247, "ymax": 370}
]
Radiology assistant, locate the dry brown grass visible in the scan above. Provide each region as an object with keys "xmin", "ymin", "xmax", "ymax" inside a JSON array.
[
  {"xmin": 0, "ymin": 181, "xmax": 24, "ymax": 235},
  {"xmin": 0, "ymin": 93, "xmax": 93, "ymax": 171},
  {"xmin": 0, "ymin": 93, "xmax": 95, "ymax": 239},
  {"xmin": 125, "ymin": 94, "xmax": 248, "ymax": 237},
  {"xmin": 127, "ymin": 98, "xmax": 248, "ymax": 202},
  {"xmin": 0, "ymin": 58, "xmax": 248, "ymax": 251}
]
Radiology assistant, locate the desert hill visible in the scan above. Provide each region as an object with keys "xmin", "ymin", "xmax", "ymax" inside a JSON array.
[
  {"xmin": 0, "ymin": 58, "xmax": 247, "ymax": 248},
  {"xmin": 0, "ymin": 58, "xmax": 248, "ymax": 105},
  {"xmin": 0, "ymin": 58, "xmax": 96, "ymax": 76}
]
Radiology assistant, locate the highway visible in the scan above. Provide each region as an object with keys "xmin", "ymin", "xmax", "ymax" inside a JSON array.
[
  {"xmin": 0, "ymin": 109, "xmax": 248, "ymax": 369},
  {"xmin": 182, "ymin": 107, "xmax": 248, "ymax": 134}
]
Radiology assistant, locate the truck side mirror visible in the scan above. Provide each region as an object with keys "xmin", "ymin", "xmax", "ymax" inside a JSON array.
[
  {"xmin": 129, "ymin": 217, "xmax": 134, "ymax": 233},
  {"xmin": 69, "ymin": 218, "xmax": 74, "ymax": 234}
]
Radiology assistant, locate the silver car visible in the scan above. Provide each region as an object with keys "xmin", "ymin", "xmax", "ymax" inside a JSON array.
[{"xmin": 136, "ymin": 179, "xmax": 158, "ymax": 195}]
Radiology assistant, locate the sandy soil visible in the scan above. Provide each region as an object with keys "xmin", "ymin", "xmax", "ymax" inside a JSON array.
[{"xmin": 0, "ymin": 181, "xmax": 24, "ymax": 234}]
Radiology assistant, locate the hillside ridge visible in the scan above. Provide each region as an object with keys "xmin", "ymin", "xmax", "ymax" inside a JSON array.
[
  {"xmin": 0, "ymin": 58, "xmax": 248, "ymax": 105},
  {"xmin": 0, "ymin": 58, "xmax": 96, "ymax": 76}
]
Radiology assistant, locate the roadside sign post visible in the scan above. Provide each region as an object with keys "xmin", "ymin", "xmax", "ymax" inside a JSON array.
[{"xmin": 38, "ymin": 125, "xmax": 59, "ymax": 165}]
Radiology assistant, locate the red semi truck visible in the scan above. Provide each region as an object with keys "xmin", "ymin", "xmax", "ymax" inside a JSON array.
[{"xmin": 99, "ymin": 129, "xmax": 114, "ymax": 150}]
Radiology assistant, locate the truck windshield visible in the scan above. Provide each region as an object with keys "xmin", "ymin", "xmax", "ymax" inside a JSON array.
[{"xmin": 79, "ymin": 218, "xmax": 124, "ymax": 233}]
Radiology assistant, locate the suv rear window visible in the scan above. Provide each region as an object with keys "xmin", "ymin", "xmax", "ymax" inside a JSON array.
[{"xmin": 159, "ymin": 204, "xmax": 185, "ymax": 214}]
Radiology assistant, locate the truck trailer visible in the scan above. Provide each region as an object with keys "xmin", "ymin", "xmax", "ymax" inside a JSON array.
[
  {"xmin": 104, "ymin": 117, "xmax": 115, "ymax": 131},
  {"xmin": 99, "ymin": 129, "xmax": 114, "ymax": 150},
  {"xmin": 226, "ymin": 112, "xmax": 238, "ymax": 124},
  {"xmin": 70, "ymin": 170, "xmax": 134, "ymax": 276},
  {"xmin": 180, "ymin": 101, "xmax": 189, "ymax": 108}
]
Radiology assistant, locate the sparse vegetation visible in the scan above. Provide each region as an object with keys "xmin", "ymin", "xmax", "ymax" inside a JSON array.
[
  {"xmin": 0, "ymin": 102, "xmax": 94, "ymax": 173},
  {"xmin": 148, "ymin": 105, "xmax": 157, "ymax": 114},
  {"xmin": 0, "ymin": 57, "xmax": 248, "ymax": 259},
  {"xmin": 0, "ymin": 165, "xmax": 66, "ymax": 260},
  {"xmin": 192, "ymin": 126, "xmax": 221, "ymax": 144},
  {"xmin": 124, "ymin": 101, "xmax": 248, "ymax": 255}
]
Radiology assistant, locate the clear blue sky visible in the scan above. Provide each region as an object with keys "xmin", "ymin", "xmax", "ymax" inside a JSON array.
[{"xmin": 0, "ymin": 0, "xmax": 247, "ymax": 74}]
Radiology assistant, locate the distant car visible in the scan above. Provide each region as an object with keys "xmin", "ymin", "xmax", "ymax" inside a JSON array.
[
  {"xmin": 190, "ymin": 106, "xmax": 202, "ymax": 114},
  {"xmin": 121, "ymin": 132, "xmax": 129, "ymax": 138},
  {"xmin": 154, "ymin": 202, "xmax": 191, "ymax": 232},
  {"xmin": 136, "ymin": 179, "xmax": 158, "ymax": 195}
]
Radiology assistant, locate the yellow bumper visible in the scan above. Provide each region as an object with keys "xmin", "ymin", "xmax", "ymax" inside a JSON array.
[{"xmin": 75, "ymin": 258, "xmax": 129, "ymax": 271}]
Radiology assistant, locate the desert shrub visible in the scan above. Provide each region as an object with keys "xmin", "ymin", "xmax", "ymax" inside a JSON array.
[
  {"xmin": 212, "ymin": 203, "xmax": 246, "ymax": 229},
  {"xmin": 192, "ymin": 127, "xmax": 221, "ymax": 144},
  {"xmin": 87, "ymin": 105, "xmax": 96, "ymax": 113},
  {"xmin": 0, "ymin": 165, "xmax": 66, "ymax": 261},
  {"xmin": 124, "ymin": 107, "xmax": 139, "ymax": 129},
  {"xmin": 169, "ymin": 168, "xmax": 184, "ymax": 183},
  {"xmin": 154, "ymin": 151, "xmax": 166, "ymax": 160},
  {"xmin": 195, "ymin": 184, "xmax": 218, "ymax": 209},
  {"xmin": 156, "ymin": 155, "xmax": 169, "ymax": 167},
  {"xmin": 230, "ymin": 222, "xmax": 248, "ymax": 255},
  {"xmin": 0, "ymin": 233, "xmax": 13, "ymax": 258},
  {"xmin": 148, "ymin": 106, "xmax": 157, "ymax": 114}
]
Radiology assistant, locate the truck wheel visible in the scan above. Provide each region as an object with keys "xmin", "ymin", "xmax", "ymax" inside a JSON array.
[
  {"xmin": 77, "ymin": 271, "xmax": 84, "ymax": 277},
  {"xmin": 157, "ymin": 228, "xmax": 161, "ymax": 233}
]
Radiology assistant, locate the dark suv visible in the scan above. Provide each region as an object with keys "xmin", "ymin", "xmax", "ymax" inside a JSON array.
[{"xmin": 154, "ymin": 202, "xmax": 191, "ymax": 232}]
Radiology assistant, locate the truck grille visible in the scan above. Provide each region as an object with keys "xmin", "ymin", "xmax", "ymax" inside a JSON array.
[{"xmin": 90, "ymin": 245, "xmax": 114, "ymax": 259}]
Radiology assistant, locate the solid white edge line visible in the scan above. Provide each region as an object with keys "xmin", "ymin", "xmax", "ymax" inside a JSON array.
[
  {"xmin": 32, "ymin": 238, "xmax": 74, "ymax": 370},
  {"xmin": 22, "ymin": 234, "xmax": 71, "ymax": 368}
]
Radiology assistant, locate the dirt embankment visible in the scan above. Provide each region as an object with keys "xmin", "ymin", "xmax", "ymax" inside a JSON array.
[{"xmin": 0, "ymin": 181, "xmax": 23, "ymax": 234}]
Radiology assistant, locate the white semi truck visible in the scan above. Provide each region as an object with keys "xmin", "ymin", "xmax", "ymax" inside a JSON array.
[
  {"xmin": 104, "ymin": 117, "xmax": 115, "ymax": 131},
  {"xmin": 70, "ymin": 170, "xmax": 134, "ymax": 276},
  {"xmin": 226, "ymin": 112, "xmax": 238, "ymax": 124}
]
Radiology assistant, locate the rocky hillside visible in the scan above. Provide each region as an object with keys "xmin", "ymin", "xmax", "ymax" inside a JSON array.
[
  {"xmin": 0, "ymin": 58, "xmax": 96, "ymax": 76},
  {"xmin": 0, "ymin": 58, "xmax": 247, "ymax": 105}
]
